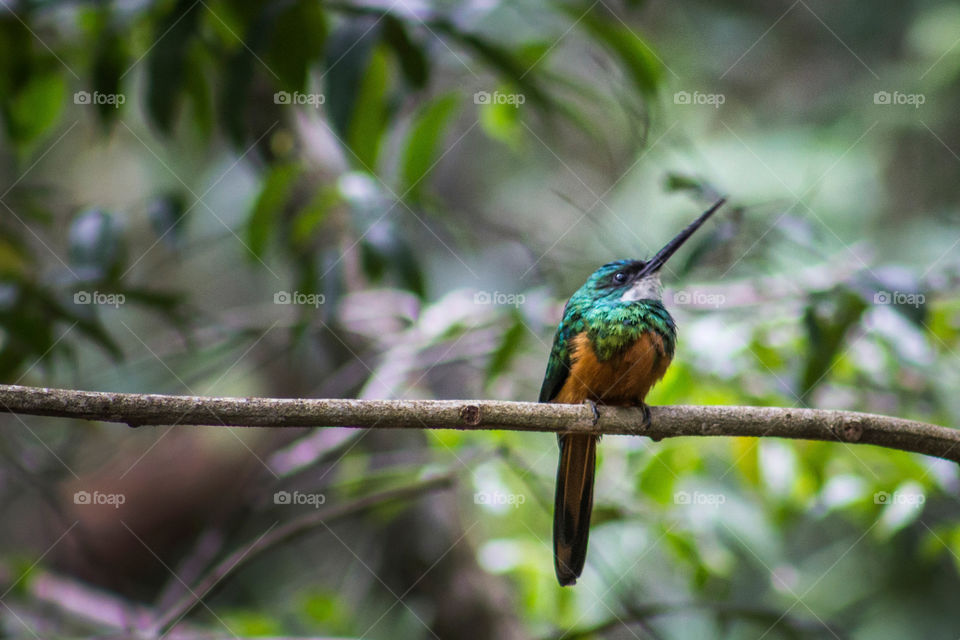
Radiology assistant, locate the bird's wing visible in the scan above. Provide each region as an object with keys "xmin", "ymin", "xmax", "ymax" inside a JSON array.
[{"xmin": 539, "ymin": 325, "xmax": 572, "ymax": 403}]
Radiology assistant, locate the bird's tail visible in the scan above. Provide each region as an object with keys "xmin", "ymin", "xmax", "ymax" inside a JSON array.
[{"xmin": 553, "ymin": 433, "xmax": 597, "ymax": 586}]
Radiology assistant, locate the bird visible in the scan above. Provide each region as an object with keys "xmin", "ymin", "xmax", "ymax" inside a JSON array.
[{"xmin": 539, "ymin": 198, "xmax": 726, "ymax": 586}]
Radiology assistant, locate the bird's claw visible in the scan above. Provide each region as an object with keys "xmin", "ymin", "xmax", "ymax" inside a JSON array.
[
  {"xmin": 584, "ymin": 399, "xmax": 600, "ymax": 426},
  {"xmin": 636, "ymin": 401, "xmax": 652, "ymax": 429}
]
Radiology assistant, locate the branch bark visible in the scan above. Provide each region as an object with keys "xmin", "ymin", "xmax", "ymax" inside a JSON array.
[{"xmin": 0, "ymin": 384, "xmax": 958, "ymax": 464}]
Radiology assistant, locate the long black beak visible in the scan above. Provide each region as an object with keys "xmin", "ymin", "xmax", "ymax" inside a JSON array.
[{"xmin": 637, "ymin": 198, "xmax": 726, "ymax": 277}]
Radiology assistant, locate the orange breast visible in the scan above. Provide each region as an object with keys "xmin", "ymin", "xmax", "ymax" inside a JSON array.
[{"xmin": 553, "ymin": 331, "xmax": 672, "ymax": 405}]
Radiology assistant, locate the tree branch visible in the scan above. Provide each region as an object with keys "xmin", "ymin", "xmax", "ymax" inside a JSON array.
[{"xmin": 0, "ymin": 383, "xmax": 957, "ymax": 463}]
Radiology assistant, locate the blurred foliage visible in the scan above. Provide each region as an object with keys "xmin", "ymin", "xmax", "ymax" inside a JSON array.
[{"xmin": 2, "ymin": 0, "xmax": 960, "ymax": 639}]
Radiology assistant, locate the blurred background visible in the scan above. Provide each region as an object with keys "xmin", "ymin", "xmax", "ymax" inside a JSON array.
[{"xmin": 1, "ymin": 0, "xmax": 960, "ymax": 638}]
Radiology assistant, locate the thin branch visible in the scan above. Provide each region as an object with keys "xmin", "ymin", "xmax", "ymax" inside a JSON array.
[{"xmin": 0, "ymin": 383, "xmax": 958, "ymax": 463}]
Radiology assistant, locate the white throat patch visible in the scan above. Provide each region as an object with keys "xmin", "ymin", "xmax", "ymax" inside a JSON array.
[{"xmin": 620, "ymin": 273, "xmax": 662, "ymax": 302}]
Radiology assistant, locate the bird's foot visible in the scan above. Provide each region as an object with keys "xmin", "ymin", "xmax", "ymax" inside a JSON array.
[
  {"xmin": 634, "ymin": 401, "xmax": 652, "ymax": 430},
  {"xmin": 583, "ymin": 399, "xmax": 600, "ymax": 426}
]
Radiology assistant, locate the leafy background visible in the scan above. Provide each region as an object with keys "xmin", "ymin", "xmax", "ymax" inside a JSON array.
[{"xmin": 2, "ymin": 0, "xmax": 960, "ymax": 638}]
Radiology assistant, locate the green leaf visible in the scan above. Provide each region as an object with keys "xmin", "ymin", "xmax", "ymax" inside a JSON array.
[
  {"xmin": 664, "ymin": 172, "xmax": 708, "ymax": 195},
  {"xmin": 382, "ymin": 15, "xmax": 429, "ymax": 90},
  {"xmin": 219, "ymin": 610, "xmax": 282, "ymax": 636},
  {"xmin": 183, "ymin": 46, "xmax": 214, "ymax": 139},
  {"xmin": 479, "ymin": 97, "xmax": 523, "ymax": 150},
  {"xmin": 346, "ymin": 46, "xmax": 391, "ymax": 170},
  {"xmin": 300, "ymin": 589, "xmax": 353, "ymax": 634},
  {"xmin": 436, "ymin": 24, "xmax": 552, "ymax": 111},
  {"xmin": 799, "ymin": 287, "xmax": 868, "ymax": 403},
  {"xmin": 324, "ymin": 19, "xmax": 381, "ymax": 145},
  {"xmin": 8, "ymin": 71, "xmax": 65, "ymax": 145},
  {"xmin": 91, "ymin": 24, "xmax": 129, "ymax": 126},
  {"xmin": 571, "ymin": 7, "xmax": 663, "ymax": 97},
  {"xmin": 486, "ymin": 313, "xmax": 526, "ymax": 385},
  {"xmin": 247, "ymin": 163, "xmax": 301, "ymax": 260},
  {"xmin": 400, "ymin": 92, "xmax": 460, "ymax": 199},
  {"xmin": 292, "ymin": 187, "xmax": 339, "ymax": 248},
  {"xmin": 220, "ymin": 45, "xmax": 257, "ymax": 146},
  {"xmin": 146, "ymin": 0, "xmax": 202, "ymax": 132},
  {"xmin": 359, "ymin": 228, "xmax": 426, "ymax": 298},
  {"xmin": 268, "ymin": 0, "xmax": 328, "ymax": 92}
]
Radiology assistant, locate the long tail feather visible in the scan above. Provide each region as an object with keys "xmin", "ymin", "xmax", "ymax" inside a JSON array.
[{"xmin": 553, "ymin": 434, "xmax": 597, "ymax": 586}]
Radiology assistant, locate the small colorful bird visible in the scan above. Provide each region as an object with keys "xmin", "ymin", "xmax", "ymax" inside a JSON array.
[{"xmin": 540, "ymin": 199, "xmax": 726, "ymax": 586}]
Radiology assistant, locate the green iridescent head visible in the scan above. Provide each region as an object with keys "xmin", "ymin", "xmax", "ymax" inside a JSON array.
[
  {"xmin": 570, "ymin": 198, "xmax": 727, "ymax": 308},
  {"xmin": 569, "ymin": 259, "xmax": 662, "ymax": 309}
]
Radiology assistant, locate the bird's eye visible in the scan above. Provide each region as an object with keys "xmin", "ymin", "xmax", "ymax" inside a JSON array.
[{"xmin": 613, "ymin": 272, "xmax": 627, "ymax": 284}]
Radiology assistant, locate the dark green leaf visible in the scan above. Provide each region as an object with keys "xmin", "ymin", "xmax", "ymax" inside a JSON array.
[
  {"xmin": 570, "ymin": 7, "xmax": 663, "ymax": 97},
  {"xmin": 146, "ymin": 0, "xmax": 202, "ymax": 132},
  {"xmin": 324, "ymin": 19, "xmax": 382, "ymax": 142},
  {"xmin": 221, "ymin": 45, "xmax": 257, "ymax": 146},
  {"xmin": 799, "ymin": 287, "xmax": 868, "ymax": 403},
  {"xmin": 359, "ymin": 222, "xmax": 425, "ymax": 297},
  {"xmin": 382, "ymin": 15, "xmax": 429, "ymax": 90},
  {"xmin": 486, "ymin": 313, "xmax": 526, "ymax": 384},
  {"xmin": 267, "ymin": 0, "xmax": 328, "ymax": 92},
  {"xmin": 183, "ymin": 46, "xmax": 214, "ymax": 138},
  {"xmin": 92, "ymin": 24, "xmax": 129, "ymax": 126},
  {"xmin": 247, "ymin": 163, "xmax": 301, "ymax": 259},
  {"xmin": 435, "ymin": 23, "xmax": 552, "ymax": 111},
  {"xmin": 400, "ymin": 92, "xmax": 460, "ymax": 200}
]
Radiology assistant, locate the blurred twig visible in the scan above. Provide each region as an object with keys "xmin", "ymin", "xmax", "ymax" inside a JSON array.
[
  {"xmin": 1, "ymin": 384, "xmax": 958, "ymax": 463},
  {"xmin": 153, "ymin": 471, "xmax": 457, "ymax": 635}
]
